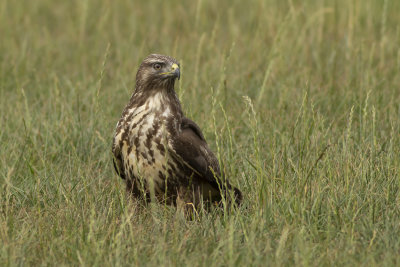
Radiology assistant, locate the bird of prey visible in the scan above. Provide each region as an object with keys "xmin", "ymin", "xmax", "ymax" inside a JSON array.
[{"xmin": 112, "ymin": 54, "xmax": 242, "ymax": 211}]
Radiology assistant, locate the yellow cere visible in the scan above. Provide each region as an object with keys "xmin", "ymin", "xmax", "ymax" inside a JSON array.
[
  {"xmin": 171, "ymin": 63, "xmax": 179, "ymax": 71},
  {"xmin": 160, "ymin": 63, "xmax": 179, "ymax": 75}
]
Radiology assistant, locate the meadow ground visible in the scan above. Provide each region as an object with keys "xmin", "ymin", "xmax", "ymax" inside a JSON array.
[{"xmin": 1, "ymin": 0, "xmax": 400, "ymax": 266}]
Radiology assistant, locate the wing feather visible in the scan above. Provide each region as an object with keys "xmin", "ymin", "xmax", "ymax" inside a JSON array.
[{"xmin": 171, "ymin": 117, "xmax": 242, "ymax": 204}]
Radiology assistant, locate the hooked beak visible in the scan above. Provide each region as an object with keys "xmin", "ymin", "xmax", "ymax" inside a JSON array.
[{"xmin": 171, "ymin": 63, "xmax": 180, "ymax": 80}]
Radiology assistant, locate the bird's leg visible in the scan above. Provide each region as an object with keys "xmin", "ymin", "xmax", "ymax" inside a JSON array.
[
  {"xmin": 176, "ymin": 188, "xmax": 200, "ymax": 219},
  {"xmin": 126, "ymin": 178, "xmax": 151, "ymax": 207}
]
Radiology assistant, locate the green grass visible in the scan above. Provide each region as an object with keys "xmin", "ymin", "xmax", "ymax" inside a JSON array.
[{"xmin": 1, "ymin": 0, "xmax": 400, "ymax": 265}]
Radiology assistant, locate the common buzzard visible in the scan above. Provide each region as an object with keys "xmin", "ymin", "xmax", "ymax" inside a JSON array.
[{"xmin": 112, "ymin": 54, "xmax": 242, "ymax": 211}]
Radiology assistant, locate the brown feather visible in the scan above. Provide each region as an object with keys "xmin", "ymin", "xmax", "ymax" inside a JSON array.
[{"xmin": 112, "ymin": 54, "xmax": 242, "ymax": 209}]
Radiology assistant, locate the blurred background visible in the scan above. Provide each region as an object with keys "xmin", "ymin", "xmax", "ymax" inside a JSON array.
[{"xmin": 1, "ymin": 0, "xmax": 400, "ymax": 265}]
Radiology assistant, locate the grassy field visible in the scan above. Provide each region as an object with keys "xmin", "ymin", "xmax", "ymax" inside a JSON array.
[{"xmin": 1, "ymin": 0, "xmax": 400, "ymax": 265}]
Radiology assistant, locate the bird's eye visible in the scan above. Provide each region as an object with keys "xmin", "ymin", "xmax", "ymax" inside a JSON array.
[{"xmin": 153, "ymin": 63, "xmax": 162, "ymax": 70}]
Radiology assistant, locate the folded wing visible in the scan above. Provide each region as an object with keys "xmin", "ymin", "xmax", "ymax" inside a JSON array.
[{"xmin": 171, "ymin": 117, "xmax": 242, "ymax": 205}]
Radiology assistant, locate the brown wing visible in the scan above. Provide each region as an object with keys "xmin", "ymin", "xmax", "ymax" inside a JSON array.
[
  {"xmin": 113, "ymin": 157, "xmax": 126, "ymax": 180},
  {"xmin": 171, "ymin": 117, "xmax": 242, "ymax": 204},
  {"xmin": 112, "ymin": 131, "xmax": 126, "ymax": 180}
]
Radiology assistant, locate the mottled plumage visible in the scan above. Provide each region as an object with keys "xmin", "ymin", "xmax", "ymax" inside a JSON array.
[{"xmin": 112, "ymin": 54, "xmax": 242, "ymax": 209}]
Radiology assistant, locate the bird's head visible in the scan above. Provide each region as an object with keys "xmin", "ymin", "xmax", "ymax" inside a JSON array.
[{"xmin": 135, "ymin": 54, "xmax": 180, "ymax": 92}]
